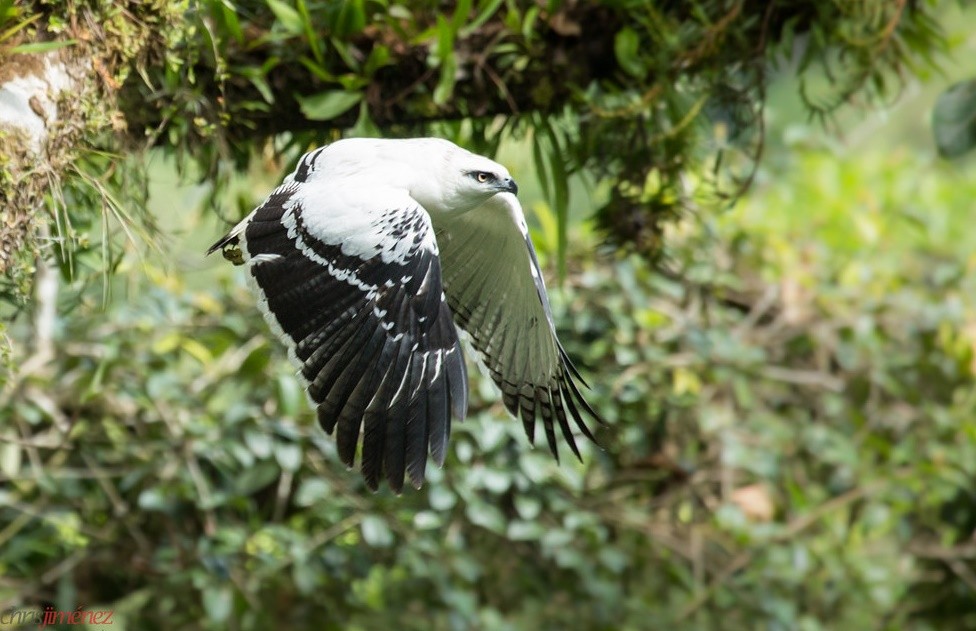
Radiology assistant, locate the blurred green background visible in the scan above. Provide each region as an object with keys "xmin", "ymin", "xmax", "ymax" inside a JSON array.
[{"xmin": 5, "ymin": 1, "xmax": 976, "ymax": 630}]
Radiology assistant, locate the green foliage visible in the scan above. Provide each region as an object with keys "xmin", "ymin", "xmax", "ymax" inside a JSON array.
[
  {"xmin": 115, "ymin": 0, "xmax": 948, "ymax": 255},
  {"xmin": 0, "ymin": 1, "xmax": 954, "ymax": 310},
  {"xmin": 932, "ymin": 78, "xmax": 976, "ymax": 158},
  {"xmin": 3, "ymin": 135, "xmax": 976, "ymax": 628},
  {"xmin": 3, "ymin": 2, "xmax": 976, "ymax": 629}
]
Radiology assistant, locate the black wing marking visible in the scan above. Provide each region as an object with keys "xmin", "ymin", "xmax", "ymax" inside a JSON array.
[{"xmin": 210, "ymin": 182, "xmax": 468, "ymax": 492}]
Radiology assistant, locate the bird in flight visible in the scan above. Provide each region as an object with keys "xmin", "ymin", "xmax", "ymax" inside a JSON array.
[{"xmin": 208, "ymin": 137, "xmax": 600, "ymax": 492}]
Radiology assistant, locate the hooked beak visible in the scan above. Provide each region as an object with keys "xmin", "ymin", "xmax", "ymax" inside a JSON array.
[{"xmin": 498, "ymin": 177, "xmax": 518, "ymax": 196}]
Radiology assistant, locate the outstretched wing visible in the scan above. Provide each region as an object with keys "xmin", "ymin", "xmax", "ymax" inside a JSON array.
[
  {"xmin": 434, "ymin": 193, "xmax": 600, "ymax": 461},
  {"xmin": 208, "ymin": 171, "xmax": 467, "ymax": 492}
]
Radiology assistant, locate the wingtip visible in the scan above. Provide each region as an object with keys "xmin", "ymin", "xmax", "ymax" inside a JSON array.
[
  {"xmin": 206, "ymin": 234, "xmax": 233, "ymax": 256},
  {"xmin": 409, "ymin": 474, "xmax": 425, "ymax": 491}
]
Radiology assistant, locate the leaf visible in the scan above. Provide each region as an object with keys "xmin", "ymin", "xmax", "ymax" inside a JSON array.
[
  {"xmin": 275, "ymin": 373, "xmax": 302, "ymax": 417},
  {"xmin": 932, "ymin": 78, "xmax": 976, "ymax": 159},
  {"xmin": 333, "ymin": 0, "xmax": 366, "ymax": 37},
  {"xmin": 0, "ymin": 432, "xmax": 22, "ymax": 478},
  {"xmin": 451, "ymin": 0, "xmax": 473, "ymax": 34},
  {"xmin": 464, "ymin": 501, "xmax": 505, "ymax": 533},
  {"xmin": 0, "ymin": 0, "xmax": 19, "ymax": 22},
  {"xmin": 542, "ymin": 124, "xmax": 569, "ymax": 280},
  {"xmin": 349, "ymin": 100, "xmax": 381, "ymax": 137},
  {"xmin": 296, "ymin": 0, "xmax": 323, "ymax": 64},
  {"xmin": 613, "ymin": 27, "xmax": 645, "ymax": 78},
  {"xmin": 531, "ymin": 129, "xmax": 551, "ymax": 203},
  {"xmin": 244, "ymin": 429, "xmax": 273, "ymax": 458},
  {"xmin": 9, "ymin": 39, "xmax": 77, "ymax": 54},
  {"xmin": 294, "ymin": 478, "xmax": 331, "ymax": 506},
  {"xmin": 433, "ymin": 54, "xmax": 457, "ymax": 105},
  {"xmin": 507, "ymin": 520, "xmax": 545, "ymax": 541},
  {"xmin": 363, "ymin": 44, "xmax": 391, "ymax": 77},
  {"xmin": 428, "ymin": 484, "xmax": 457, "ymax": 510},
  {"xmin": 514, "ymin": 494, "xmax": 541, "ymax": 520},
  {"xmin": 266, "ymin": 0, "xmax": 303, "ymax": 35},
  {"xmin": 433, "ymin": 14, "xmax": 457, "ymax": 105},
  {"xmin": 730, "ymin": 484, "xmax": 775, "ymax": 522},
  {"xmin": 274, "ymin": 442, "xmax": 302, "ymax": 472},
  {"xmin": 0, "ymin": 13, "xmax": 39, "ymax": 45},
  {"xmin": 297, "ymin": 90, "xmax": 362, "ymax": 121},
  {"xmin": 459, "ymin": 0, "xmax": 503, "ymax": 37},
  {"xmin": 234, "ymin": 461, "xmax": 280, "ymax": 495},
  {"xmin": 137, "ymin": 488, "xmax": 170, "ymax": 512},
  {"xmin": 329, "ymin": 36, "xmax": 361, "ymax": 71},
  {"xmin": 217, "ymin": 0, "xmax": 244, "ymax": 45},
  {"xmin": 202, "ymin": 585, "xmax": 233, "ymax": 623},
  {"xmin": 413, "ymin": 510, "xmax": 442, "ymax": 529},
  {"xmin": 360, "ymin": 515, "xmax": 394, "ymax": 547},
  {"xmin": 181, "ymin": 338, "xmax": 213, "ymax": 364}
]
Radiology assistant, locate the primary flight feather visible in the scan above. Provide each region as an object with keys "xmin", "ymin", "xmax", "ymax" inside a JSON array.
[{"xmin": 208, "ymin": 137, "xmax": 600, "ymax": 492}]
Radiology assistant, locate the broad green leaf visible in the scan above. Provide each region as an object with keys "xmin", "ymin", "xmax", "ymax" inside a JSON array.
[
  {"xmin": 244, "ymin": 429, "xmax": 274, "ymax": 458},
  {"xmin": 360, "ymin": 515, "xmax": 394, "ymax": 547},
  {"xmin": 274, "ymin": 442, "xmax": 302, "ymax": 472},
  {"xmin": 234, "ymin": 461, "xmax": 280, "ymax": 495},
  {"xmin": 0, "ymin": 0, "xmax": 19, "ymax": 22},
  {"xmin": 932, "ymin": 78, "xmax": 976, "ymax": 158},
  {"xmin": 349, "ymin": 100, "xmax": 381, "ymax": 137},
  {"xmin": 0, "ymin": 433, "xmax": 22, "ymax": 478},
  {"xmin": 507, "ymin": 520, "xmax": 545, "ymax": 541},
  {"xmin": 137, "ymin": 488, "xmax": 170, "ymax": 512},
  {"xmin": 267, "ymin": 0, "xmax": 303, "ymax": 35},
  {"xmin": 275, "ymin": 373, "xmax": 302, "ymax": 417},
  {"xmin": 297, "ymin": 90, "xmax": 362, "ymax": 121},
  {"xmin": 333, "ymin": 0, "xmax": 366, "ymax": 37},
  {"xmin": 464, "ymin": 501, "xmax": 505, "ymax": 533},
  {"xmin": 220, "ymin": 0, "xmax": 244, "ymax": 45},
  {"xmin": 613, "ymin": 27, "xmax": 644, "ymax": 78},
  {"xmin": 202, "ymin": 585, "xmax": 233, "ymax": 623},
  {"xmin": 428, "ymin": 484, "xmax": 457, "ymax": 510},
  {"xmin": 363, "ymin": 44, "xmax": 391, "ymax": 77},
  {"xmin": 294, "ymin": 478, "xmax": 331, "ymax": 506}
]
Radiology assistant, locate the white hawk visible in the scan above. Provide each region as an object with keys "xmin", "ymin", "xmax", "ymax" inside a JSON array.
[{"xmin": 208, "ymin": 137, "xmax": 600, "ymax": 492}]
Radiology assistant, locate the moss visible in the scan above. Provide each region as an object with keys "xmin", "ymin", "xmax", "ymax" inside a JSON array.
[{"xmin": 0, "ymin": 1, "xmax": 182, "ymax": 306}]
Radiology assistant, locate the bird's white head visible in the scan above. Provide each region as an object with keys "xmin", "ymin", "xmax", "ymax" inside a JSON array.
[
  {"xmin": 310, "ymin": 137, "xmax": 517, "ymax": 216},
  {"xmin": 417, "ymin": 139, "xmax": 518, "ymax": 215}
]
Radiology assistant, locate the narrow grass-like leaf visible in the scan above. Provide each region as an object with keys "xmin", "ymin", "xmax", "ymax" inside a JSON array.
[
  {"xmin": 9, "ymin": 39, "xmax": 76, "ymax": 54},
  {"xmin": 267, "ymin": 0, "xmax": 303, "ymax": 35},
  {"xmin": 296, "ymin": 0, "xmax": 323, "ymax": 65},
  {"xmin": 460, "ymin": 0, "xmax": 503, "ymax": 37},
  {"xmin": 0, "ymin": 12, "xmax": 37, "ymax": 44},
  {"xmin": 542, "ymin": 123, "xmax": 569, "ymax": 280}
]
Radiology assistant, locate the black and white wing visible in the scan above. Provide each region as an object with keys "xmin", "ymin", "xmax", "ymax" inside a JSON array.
[
  {"xmin": 434, "ymin": 192, "xmax": 600, "ymax": 461},
  {"xmin": 208, "ymin": 163, "xmax": 467, "ymax": 492}
]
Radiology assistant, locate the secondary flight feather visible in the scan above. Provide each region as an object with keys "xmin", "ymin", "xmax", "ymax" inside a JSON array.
[{"xmin": 208, "ymin": 137, "xmax": 600, "ymax": 492}]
